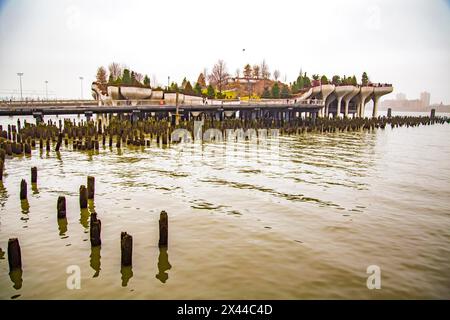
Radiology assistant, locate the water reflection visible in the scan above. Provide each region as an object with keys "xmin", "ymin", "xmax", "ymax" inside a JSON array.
[
  {"xmin": 79, "ymin": 208, "xmax": 89, "ymax": 230},
  {"xmin": 57, "ymin": 217, "xmax": 68, "ymax": 236},
  {"xmin": 31, "ymin": 183, "xmax": 39, "ymax": 195},
  {"xmin": 155, "ymin": 247, "xmax": 172, "ymax": 283},
  {"xmin": 9, "ymin": 268, "xmax": 23, "ymax": 290},
  {"xmin": 0, "ymin": 181, "xmax": 8, "ymax": 207},
  {"xmin": 0, "ymin": 247, "xmax": 4, "ymax": 259},
  {"xmin": 20, "ymin": 200, "xmax": 30, "ymax": 224},
  {"xmin": 90, "ymin": 246, "xmax": 101, "ymax": 278},
  {"xmin": 120, "ymin": 266, "xmax": 133, "ymax": 287}
]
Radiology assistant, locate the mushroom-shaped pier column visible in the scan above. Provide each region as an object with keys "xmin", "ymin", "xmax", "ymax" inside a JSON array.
[
  {"xmin": 319, "ymin": 84, "xmax": 335, "ymax": 117},
  {"xmin": 357, "ymin": 86, "xmax": 374, "ymax": 118},
  {"xmin": 334, "ymin": 86, "xmax": 353, "ymax": 117},
  {"xmin": 343, "ymin": 86, "xmax": 360, "ymax": 118},
  {"xmin": 372, "ymin": 86, "xmax": 393, "ymax": 118}
]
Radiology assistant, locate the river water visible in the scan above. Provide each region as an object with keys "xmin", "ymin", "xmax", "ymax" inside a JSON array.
[{"xmin": 0, "ymin": 112, "xmax": 449, "ymax": 299}]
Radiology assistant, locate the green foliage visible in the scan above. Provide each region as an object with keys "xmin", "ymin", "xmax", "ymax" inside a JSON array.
[
  {"xmin": 216, "ymin": 91, "xmax": 226, "ymax": 99},
  {"xmin": 143, "ymin": 75, "xmax": 150, "ymax": 87},
  {"xmin": 320, "ymin": 75, "xmax": 328, "ymax": 84},
  {"xmin": 206, "ymin": 84, "xmax": 215, "ymax": 99},
  {"xmin": 303, "ymin": 73, "xmax": 311, "ymax": 87},
  {"xmin": 122, "ymin": 69, "xmax": 131, "ymax": 85},
  {"xmin": 194, "ymin": 82, "xmax": 202, "ymax": 96},
  {"xmin": 350, "ymin": 75, "xmax": 357, "ymax": 86},
  {"xmin": 169, "ymin": 82, "xmax": 179, "ymax": 92},
  {"xmin": 296, "ymin": 75, "xmax": 304, "ymax": 90},
  {"xmin": 281, "ymin": 85, "xmax": 290, "ymax": 98},
  {"xmin": 332, "ymin": 75, "xmax": 341, "ymax": 85},
  {"xmin": 262, "ymin": 87, "xmax": 271, "ymax": 98},
  {"xmin": 181, "ymin": 77, "xmax": 188, "ymax": 89},
  {"xmin": 291, "ymin": 82, "xmax": 299, "ymax": 94},
  {"xmin": 108, "ymin": 74, "xmax": 114, "ymax": 84},
  {"xmin": 271, "ymin": 82, "xmax": 280, "ymax": 98},
  {"xmin": 361, "ymin": 72, "xmax": 369, "ymax": 86}
]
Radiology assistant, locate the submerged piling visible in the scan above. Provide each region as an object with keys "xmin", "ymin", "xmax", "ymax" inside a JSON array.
[
  {"xmin": 0, "ymin": 160, "xmax": 3, "ymax": 181},
  {"xmin": 57, "ymin": 196, "xmax": 66, "ymax": 218},
  {"xmin": 159, "ymin": 210, "xmax": 168, "ymax": 247},
  {"xmin": 121, "ymin": 232, "xmax": 133, "ymax": 266},
  {"xmin": 8, "ymin": 238, "xmax": 22, "ymax": 271}
]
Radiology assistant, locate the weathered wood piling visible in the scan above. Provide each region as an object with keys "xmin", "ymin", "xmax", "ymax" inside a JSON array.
[
  {"xmin": 20, "ymin": 179, "xmax": 27, "ymax": 200},
  {"xmin": 8, "ymin": 238, "xmax": 22, "ymax": 271},
  {"xmin": 121, "ymin": 232, "xmax": 133, "ymax": 266},
  {"xmin": 87, "ymin": 176, "xmax": 95, "ymax": 199},
  {"xmin": 79, "ymin": 185, "xmax": 88, "ymax": 209},
  {"xmin": 90, "ymin": 212, "xmax": 101, "ymax": 247},
  {"xmin": 159, "ymin": 210, "xmax": 168, "ymax": 247},
  {"xmin": 31, "ymin": 167, "xmax": 37, "ymax": 184},
  {"xmin": 57, "ymin": 196, "xmax": 66, "ymax": 218}
]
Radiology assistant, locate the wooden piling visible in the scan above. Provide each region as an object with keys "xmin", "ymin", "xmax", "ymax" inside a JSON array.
[
  {"xmin": 0, "ymin": 159, "xmax": 3, "ymax": 181},
  {"xmin": 121, "ymin": 232, "xmax": 133, "ymax": 266},
  {"xmin": 31, "ymin": 167, "xmax": 37, "ymax": 184},
  {"xmin": 159, "ymin": 210, "xmax": 168, "ymax": 247},
  {"xmin": 20, "ymin": 179, "xmax": 27, "ymax": 200},
  {"xmin": 57, "ymin": 196, "xmax": 66, "ymax": 219},
  {"xmin": 87, "ymin": 176, "xmax": 95, "ymax": 199},
  {"xmin": 8, "ymin": 238, "xmax": 22, "ymax": 271},
  {"xmin": 46, "ymin": 139, "xmax": 50, "ymax": 152},
  {"xmin": 90, "ymin": 213, "xmax": 101, "ymax": 247},
  {"xmin": 79, "ymin": 185, "xmax": 88, "ymax": 209}
]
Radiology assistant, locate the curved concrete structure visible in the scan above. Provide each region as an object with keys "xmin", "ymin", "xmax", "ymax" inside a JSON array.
[
  {"xmin": 121, "ymin": 87, "xmax": 152, "ymax": 100},
  {"xmin": 107, "ymin": 86, "xmax": 121, "ymax": 100},
  {"xmin": 342, "ymin": 86, "xmax": 360, "ymax": 117},
  {"xmin": 357, "ymin": 86, "xmax": 374, "ymax": 117},
  {"xmin": 334, "ymin": 86, "xmax": 353, "ymax": 117},
  {"xmin": 372, "ymin": 86, "xmax": 394, "ymax": 117},
  {"xmin": 318, "ymin": 84, "xmax": 335, "ymax": 117},
  {"xmin": 299, "ymin": 87, "xmax": 313, "ymax": 101}
]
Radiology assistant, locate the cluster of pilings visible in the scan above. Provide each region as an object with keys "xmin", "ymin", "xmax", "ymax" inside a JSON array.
[
  {"xmin": 4, "ymin": 171, "xmax": 170, "ymax": 285},
  {"xmin": 2, "ymin": 112, "xmax": 447, "ymax": 157}
]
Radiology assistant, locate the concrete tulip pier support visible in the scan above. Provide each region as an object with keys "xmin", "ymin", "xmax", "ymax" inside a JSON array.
[
  {"xmin": 343, "ymin": 87, "xmax": 360, "ymax": 118},
  {"xmin": 334, "ymin": 86, "xmax": 354, "ymax": 118},
  {"xmin": 372, "ymin": 86, "xmax": 394, "ymax": 118},
  {"xmin": 358, "ymin": 86, "xmax": 374, "ymax": 118}
]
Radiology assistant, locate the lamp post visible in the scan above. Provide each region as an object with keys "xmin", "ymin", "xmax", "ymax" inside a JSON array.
[
  {"xmin": 45, "ymin": 80, "xmax": 48, "ymax": 100},
  {"xmin": 167, "ymin": 76, "xmax": 170, "ymax": 91},
  {"xmin": 79, "ymin": 76, "xmax": 84, "ymax": 99},
  {"xmin": 17, "ymin": 72, "xmax": 24, "ymax": 100}
]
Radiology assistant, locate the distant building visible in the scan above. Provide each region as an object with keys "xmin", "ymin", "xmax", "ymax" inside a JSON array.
[
  {"xmin": 420, "ymin": 91, "xmax": 430, "ymax": 107},
  {"xmin": 396, "ymin": 93, "xmax": 406, "ymax": 100}
]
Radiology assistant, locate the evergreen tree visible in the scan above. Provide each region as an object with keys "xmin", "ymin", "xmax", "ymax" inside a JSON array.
[
  {"xmin": 297, "ymin": 75, "xmax": 304, "ymax": 89},
  {"xmin": 320, "ymin": 75, "xmax": 328, "ymax": 84},
  {"xmin": 281, "ymin": 85, "xmax": 290, "ymax": 98},
  {"xmin": 206, "ymin": 84, "xmax": 215, "ymax": 99},
  {"xmin": 197, "ymin": 73, "xmax": 206, "ymax": 88},
  {"xmin": 194, "ymin": 82, "xmax": 202, "ymax": 96},
  {"xmin": 262, "ymin": 87, "xmax": 271, "ymax": 98},
  {"xmin": 361, "ymin": 72, "xmax": 369, "ymax": 85},
  {"xmin": 122, "ymin": 69, "xmax": 131, "ymax": 85},
  {"xmin": 271, "ymin": 82, "xmax": 280, "ymax": 98},
  {"xmin": 184, "ymin": 81, "xmax": 194, "ymax": 95}
]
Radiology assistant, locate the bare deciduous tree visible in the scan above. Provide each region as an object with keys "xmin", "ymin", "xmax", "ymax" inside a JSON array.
[
  {"xmin": 134, "ymin": 72, "xmax": 144, "ymax": 83},
  {"xmin": 208, "ymin": 60, "xmax": 230, "ymax": 93},
  {"xmin": 273, "ymin": 69, "xmax": 280, "ymax": 81},
  {"xmin": 260, "ymin": 60, "xmax": 270, "ymax": 79},
  {"xmin": 108, "ymin": 62, "xmax": 122, "ymax": 81},
  {"xmin": 243, "ymin": 64, "xmax": 252, "ymax": 79},
  {"xmin": 252, "ymin": 65, "xmax": 260, "ymax": 79}
]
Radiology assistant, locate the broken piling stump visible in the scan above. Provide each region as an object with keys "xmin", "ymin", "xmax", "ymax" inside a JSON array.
[
  {"xmin": 87, "ymin": 176, "xmax": 95, "ymax": 199},
  {"xmin": 0, "ymin": 160, "xmax": 3, "ymax": 181},
  {"xmin": 31, "ymin": 167, "xmax": 37, "ymax": 184},
  {"xmin": 121, "ymin": 232, "xmax": 133, "ymax": 266},
  {"xmin": 57, "ymin": 196, "xmax": 66, "ymax": 218},
  {"xmin": 79, "ymin": 185, "xmax": 88, "ymax": 209},
  {"xmin": 159, "ymin": 210, "xmax": 168, "ymax": 247},
  {"xmin": 90, "ymin": 213, "xmax": 101, "ymax": 247},
  {"xmin": 20, "ymin": 179, "xmax": 27, "ymax": 200},
  {"xmin": 8, "ymin": 238, "xmax": 22, "ymax": 271}
]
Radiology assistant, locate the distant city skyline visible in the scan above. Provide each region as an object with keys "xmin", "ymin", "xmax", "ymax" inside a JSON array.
[{"xmin": 0, "ymin": 0, "xmax": 449, "ymax": 103}]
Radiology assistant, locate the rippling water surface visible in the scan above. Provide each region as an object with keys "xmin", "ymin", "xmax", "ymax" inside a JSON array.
[{"xmin": 0, "ymin": 114, "xmax": 449, "ymax": 299}]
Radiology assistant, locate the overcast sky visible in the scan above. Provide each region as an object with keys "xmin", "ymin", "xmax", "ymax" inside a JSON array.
[{"xmin": 0, "ymin": 0, "xmax": 449, "ymax": 103}]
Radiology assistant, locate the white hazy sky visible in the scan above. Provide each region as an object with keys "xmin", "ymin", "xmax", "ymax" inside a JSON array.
[{"xmin": 0, "ymin": 0, "xmax": 449, "ymax": 103}]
